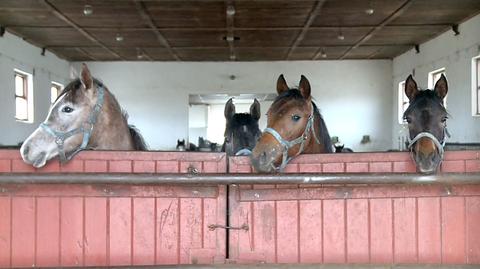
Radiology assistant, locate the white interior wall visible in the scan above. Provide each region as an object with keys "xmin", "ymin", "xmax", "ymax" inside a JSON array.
[
  {"xmin": 0, "ymin": 32, "xmax": 70, "ymax": 146},
  {"xmin": 71, "ymin": 60, "xmax": 393, "ymax": 151},
  {"xmin": 392, "ymin": 13, "xmax": 480, "ymax": 148}
]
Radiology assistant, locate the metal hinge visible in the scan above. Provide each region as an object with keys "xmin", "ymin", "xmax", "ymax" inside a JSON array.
[{"xmin": 208, "ymin": 224, "xmax": 249, "ymax": 231}]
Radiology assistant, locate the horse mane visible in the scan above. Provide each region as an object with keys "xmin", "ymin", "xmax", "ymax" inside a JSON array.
[
  {"xmin": 128, "ymin": 125, "xmax": 148, "ymax": 151},
  {"xmin": 274, "ymin": 89, "xmax": 333, "ymax": 153},
  {"xmin": 121, "ymin": 110, "xmax": 148, "ymax": 150},
  {"xmin": 312, "ymin": 102, "xmax": 333, "ymax": 153}
]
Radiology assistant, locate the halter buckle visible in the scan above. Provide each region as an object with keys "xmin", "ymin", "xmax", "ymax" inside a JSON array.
[{"xmin": 55, "ymin": 136, "xmax": 64, "ymax": 146}]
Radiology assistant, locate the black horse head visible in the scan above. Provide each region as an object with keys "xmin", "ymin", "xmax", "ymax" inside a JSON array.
[{"xmin": 223, "ymin": 98, "xmax": 261, "ymax": 156}]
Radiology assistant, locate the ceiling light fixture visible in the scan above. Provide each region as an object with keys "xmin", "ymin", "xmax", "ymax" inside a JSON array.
[
  {"xmin": 83, "ymin": 5, "xmax": 93, "ymax": 16},
  {"xmin": 226, "ymin": 35, "xmax": 235, "ymax": 42},
  {"xmin": 365, "ymin": 0, "xmax": 374, "ymax": 15},
  {"xmin": 365, "ymin": 8, "xmax": 374, "ymax": 15},
  {"xmin": 115, "ymin": 33, "xmax": 124, "ymax": 42},
  {"xmin": 321, "ymin": 49, "xmax": 327, "ymax": 58},
  {"xmin": 226, "ymin": 5, "xmax": 236, "ymax": 16},
  {"xmin": 337, "ymin": 27, "xmax": 345, "ymax": 40},
  {"xmin": 136, "ymin": 48, "xmax": 145, "ymax": 60}
]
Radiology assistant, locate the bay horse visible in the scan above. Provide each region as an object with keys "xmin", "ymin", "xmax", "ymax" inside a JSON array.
[
  {"xmin": 251, "ymin": 75, "xmax": 333, "ymax": 172},
  {"xmin": 20, "ymin": 64, "xmax": 147, "ymax": 168},
  {"xmin": 403, "ymin": 74, "xmax": 449, "ymax": 174},
  {"xmin": 222, "ymin": 98, "xmax": 261, "ymax": 156}
]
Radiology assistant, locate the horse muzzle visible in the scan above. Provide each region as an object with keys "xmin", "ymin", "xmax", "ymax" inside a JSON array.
[
  {"xmin": 251, "ymin": 140, "xmax": 282, "ymax": 173},
  {"xmin": 411, "ymin": 137, "xmax": 442, "ymax": 174},
  {"xmin": 20, "ymin": 142, "xmax": 48, "ymax": 168}
]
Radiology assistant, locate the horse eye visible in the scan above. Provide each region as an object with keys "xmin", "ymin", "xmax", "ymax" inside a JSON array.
[
  {"xmin": 405, "ymin": 117, "xmax": 412, "ymax": 124},
  {"xmin": 61, "ymin": 106, "xmax": 74, "ymax": 113},
  {"xmin": 292, "ymin": 115, "xmax": 301, "ymax": 122},
  {"xmin": 441, "ymin": 117, "xmax": 448, "ymax": 123}
]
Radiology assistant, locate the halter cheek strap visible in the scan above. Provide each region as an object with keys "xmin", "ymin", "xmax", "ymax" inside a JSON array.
[
  {"xmin": 263, "ymin": 104, "xmax": 321, "ymax": 171},
  {"xmin": 40, "ymin": 86, "xmax": 105, "ymax": 163}
]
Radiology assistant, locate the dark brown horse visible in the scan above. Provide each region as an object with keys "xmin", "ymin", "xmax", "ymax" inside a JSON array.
[
  {"xmin": 251, "ymin": 75, "xmax": 333, "ymax": 172},
  {"xmin": 20, "ymin": 64, "xmax": 147, "ymax": 168},
  {"xmin": 403, "ymin": 74, "xmax": 449, "ymax": 174}
]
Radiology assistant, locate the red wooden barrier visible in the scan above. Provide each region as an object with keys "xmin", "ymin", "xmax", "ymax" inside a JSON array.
[
  {"xmin": 228, "ymin": 151, "xmax": 480, "ymax": 265},
  {"xmin": 0, "ymin": 150, "xmax": 227, "ymax": 267}
]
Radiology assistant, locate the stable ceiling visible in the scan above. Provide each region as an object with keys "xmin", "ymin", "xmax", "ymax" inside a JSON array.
[{"xmin": 1, "ymin": 0, "xmax": 480, "ymax": 61}]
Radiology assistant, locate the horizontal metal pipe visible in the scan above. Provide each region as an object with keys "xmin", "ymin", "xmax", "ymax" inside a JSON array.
[{"xmin": 0, "ymin": 173, "xmax": 479, "ymax": 185}]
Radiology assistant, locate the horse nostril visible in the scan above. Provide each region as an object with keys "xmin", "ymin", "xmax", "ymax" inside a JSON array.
[
  {"xmin": 260, "ymin": 151, "xmax": 267, "ymax": 163},
  {"xmin": 23, "ymin": 145, "xmax": 30, "ymax": 156}
]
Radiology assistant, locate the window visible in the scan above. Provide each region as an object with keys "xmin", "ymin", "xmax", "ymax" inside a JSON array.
[
  {"xmin": 428, "ymin": 67, "xmax": 447, "ymax": 106},
  {"xmin": 14, "ymin": 70, "xmax": 33, "ymax": 122},
  {"xmin": 472, "ymin": 55, "xmax": 480, "ymax": 116},
  {"xmin": 398, "ymin": 80, "xmax": 408, "ymax": 124},
  {"xmin": 51, "ymin": 82, "xmax": 63, "ymax": 104}
]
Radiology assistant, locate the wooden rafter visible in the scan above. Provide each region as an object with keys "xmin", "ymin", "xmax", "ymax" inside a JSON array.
[
  {"xmin": 133, "ymin": 0, "xmax": 180, "ymax": 61},
  {"xmin": 285, "ymin": 0, "xmax": 327, "ymax": 60},
  {"xmin": 39, "ymin": 0, "xmax": 123, "ymax": 60},
  {"xmin": 225, "ymin": 0, "xmax": 235, "ymax": 60},
  {"xmin": 76, "ymin": 48, "xmax": 97, "ymax": 61},
  {"xmin": 339, "ymin": 0, "xmax": 415, "ymax": 60}
]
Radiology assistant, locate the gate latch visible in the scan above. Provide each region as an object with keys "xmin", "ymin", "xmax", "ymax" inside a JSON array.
[{"xmin": 208, "ymin": 224, "xmax": 249, "ymax": 231}]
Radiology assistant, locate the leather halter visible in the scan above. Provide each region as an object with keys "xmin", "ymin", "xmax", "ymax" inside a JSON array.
[
  {"xmin": 40, "ymin": 86, "xmax": 105, "ymax": 163},
  {"xmin": 263, "ymin": 104, "xmax": 321, "ymax": 171}
]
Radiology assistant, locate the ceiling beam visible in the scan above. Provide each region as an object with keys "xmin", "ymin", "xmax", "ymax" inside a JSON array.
[
  {"xmin": 4, "ymin": 24, "xmax": 453, "ymax": 31},
  {"xmin": 133, "ymin": 0, "xmax": 180, "ymax": 61},
  {"xmin": 339, "ymin": 0, "xmax": 415, "ymax": 60},
  {"xmin": 39, "ymin": 0, "xmax": 123, "ymax": 60},
  {"xmin": 45, "ymin": 44, "xmax": 415, "ymax": 50},
  {"xmin": 286, "ymin": 0, "xmax": 327, "ymax": 60},
  {"xmin": 225, "ymin": 0, "xmax": 235, "ymax": 60}
]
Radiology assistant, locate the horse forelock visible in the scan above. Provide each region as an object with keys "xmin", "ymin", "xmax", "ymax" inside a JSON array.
[
  {"xmin": 403, "ymin": 89, "xmax": 447, "ymax": 120},
  {"xmin": 54, "ymin": 78, "xmax": 105, "ymax": 105}
]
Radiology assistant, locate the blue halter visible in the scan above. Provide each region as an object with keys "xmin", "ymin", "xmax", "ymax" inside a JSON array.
[
  {"xmin": 40, "ymin": 86, "xmax": 105, "ymax": 163},
  {"xmin": 263, "ymin": 104, "xmax": 321, "ymax": 171}
]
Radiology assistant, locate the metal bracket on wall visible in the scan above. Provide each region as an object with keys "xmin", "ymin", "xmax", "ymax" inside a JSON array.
[{"xmin": 208, "ymin": 224, "xmax": 249, "ymax": 231}]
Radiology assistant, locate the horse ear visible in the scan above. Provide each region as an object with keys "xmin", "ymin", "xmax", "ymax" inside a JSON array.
[
  {"xmin": 299, "ymin": 75, "xmax": 311, "ymax": 99},
  {"xmin": 434, "ymin": 74, "xmax": 448, "ymax": 100},
  {"xmin": 250, "ymin": 98, "xmax": 261, "ymax": 120},
  {"xmin": 224, "ymin": 98, "xmax": 235, "ymax": 119},
  {"xmin": 277, "ymin": 74, "xmax": 289, "ymax": 95},
  {"xmin": 80, "ymin": 63, "xmax": 93, "ymax": 90},
  {"xmin": 405, "ymin": 75, "xmax": 419, "ymax": 101}
]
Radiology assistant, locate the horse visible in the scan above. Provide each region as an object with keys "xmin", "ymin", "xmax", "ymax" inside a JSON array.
[
  {"xmin": 251, "ymin": 74, "xmax": 333, "ymax": 172},
  {"xmin": 222, "ymin": 98, "xmax": 261, "ymax": 156},
  {"xmin": 20, "ymin": 63, "xmax": 147, "ymax": 168},
  {"xmin": 176, "ymin": 139, "xmax": 197, "ymax": 151},
  {"xmin": 403, "ymin": 74, "xmax": 449, "ymax": 174},
  {"xmin": 334, "ymin": 144, "xmax": 354, "ymax": 153}
]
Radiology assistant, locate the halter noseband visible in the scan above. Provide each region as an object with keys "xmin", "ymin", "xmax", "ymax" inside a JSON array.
[
  {"xmin": 263, "ymin": 104, "xmax": 321, "ymax": 171},
  {"xmin": 40, "ymin": 86, "xmax": 105, "ymax": 163},
  {"xmin": 407, "ymin": 127, "xmax": 450, "ymax": 159}
]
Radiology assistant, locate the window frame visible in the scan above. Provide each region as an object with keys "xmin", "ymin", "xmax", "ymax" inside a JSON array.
[
  {"xmin": 472, "ymin": 55, "xmax": 480, "ymax": 116},
  {"xmin": 428, "ymin": 67, "xmax": 447, "ymax": 107},
  {"xmin": 14, "ymin": 69, "xmax": 33, "ymax": 123},
  {"xmin": 397, "ymin": 80, "xmax": 408, "ymax": 124},
  {"xmin": 50, "ymin": 81, "xmax": 63, "ymax": 104}
]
